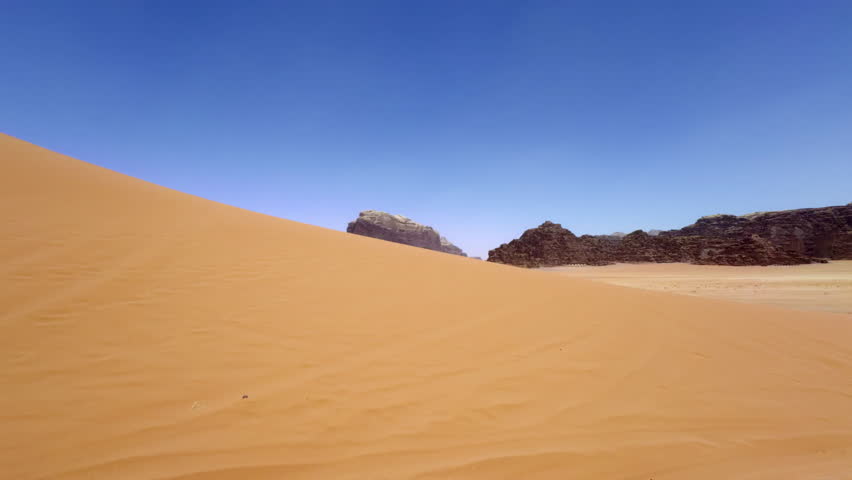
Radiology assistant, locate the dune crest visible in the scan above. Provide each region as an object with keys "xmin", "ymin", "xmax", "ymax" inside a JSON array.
[{"xmin": 2, "ymin": 133, "xmax": 852, "ymax": 479}]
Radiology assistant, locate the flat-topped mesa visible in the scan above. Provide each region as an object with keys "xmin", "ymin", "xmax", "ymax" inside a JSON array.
[{"xmin": 346, "ymin": 210, "xmax": 467, "ymax": 256}]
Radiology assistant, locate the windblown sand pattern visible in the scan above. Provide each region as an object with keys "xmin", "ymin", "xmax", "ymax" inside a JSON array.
[{"xmin": 2, "ymin": 133, "xmax": 851, "ymax": 479}]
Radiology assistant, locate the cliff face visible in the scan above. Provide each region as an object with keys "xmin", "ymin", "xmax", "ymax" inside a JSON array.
[
  {"xmin": 489, "ymin": 226, "xmax": 815, "ymax": 267},
  {"xmin": 487, "ymin": 222, "xmax": 612, "ymax": 268},
  {"xmin": 439, "ymin": 236, "xmax": 466, "ymax": 256},
  {"xmin": 488, "ymin": 204, "xmax": 850, "ymax": 267},
  {"xmin": 664, "ymin": 204, "xmax": 852, "ymax": 260},
  {"xmin": 347, "ymin": 210, "xmax": 467, "ymax": 256}
]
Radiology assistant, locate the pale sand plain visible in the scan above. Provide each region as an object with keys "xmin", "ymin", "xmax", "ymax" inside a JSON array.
[
  {"xmin": 543, "ymin": 262, "xmax": 852, "ymax": 315},
  {"xmin": 2, "ymin": 132, "xmax": 852, "ymax": 479}
]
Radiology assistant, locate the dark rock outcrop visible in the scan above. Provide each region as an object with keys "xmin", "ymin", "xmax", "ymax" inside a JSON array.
[
  {"xmin": 611, "ymin": 231, "xmax": 816, "ymax": 266},
  {"xmin": 488, "ymin": 203, "xmax": 850, "ymax": 267},
  {"xmin": 487, "ymin": 221, "xmax": 612, "ymax": 268},
  {"xmin": 663, "ymin": 204, "xmax": 852, "ymax": 260},
  {"xmin": 347, "ymin": 210, "xmax": 467, "ymax": 256},
  {"xmin": 489, "ymin": 224, "xmax": 814, "ymax": 267}
]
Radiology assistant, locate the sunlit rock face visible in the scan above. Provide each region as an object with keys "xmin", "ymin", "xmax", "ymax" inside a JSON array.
[{"xmin": 347, "ymin": 210, "xmax": 467, "ymax": 256}]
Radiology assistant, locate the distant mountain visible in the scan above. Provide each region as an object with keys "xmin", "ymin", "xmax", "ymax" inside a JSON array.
[
  {"xmin": 347, "ymin": 210, "xmax": 467, "ymax": 256},
  {"xmin": 488, "ymin": 203, "xmax": 851, "ymax": 267},
  {"xmin": 661, "ymin": 204, "xmax": 852, "ymax": 259}
]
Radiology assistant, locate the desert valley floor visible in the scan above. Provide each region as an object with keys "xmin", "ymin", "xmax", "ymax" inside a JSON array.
[
  {"xmin": 544, "ymin": 261, "xmax": 852, "ymax": 315},
  {"xmin": 2, "ymin": 132, "xmax": 852, "ymax": 479}
]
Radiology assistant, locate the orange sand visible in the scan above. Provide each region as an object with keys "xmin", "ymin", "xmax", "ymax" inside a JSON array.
[{"xmin": 2, "ymin": 133, "xmax": 852, "ymax": 479}]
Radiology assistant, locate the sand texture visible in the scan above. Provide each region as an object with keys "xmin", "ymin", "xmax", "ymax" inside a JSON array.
[
  {"xmin": 544, "ymin": 262, "xmax": 852, "ymax": 315},
  {"xmin": 2, "ymin": 133, "xmax": 852, "ymax": 479}
]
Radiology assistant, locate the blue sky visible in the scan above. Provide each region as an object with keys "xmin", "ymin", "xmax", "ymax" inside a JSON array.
[{"xmin": 2, "ymin": 1, "xmax": 851, "ymax": 258}]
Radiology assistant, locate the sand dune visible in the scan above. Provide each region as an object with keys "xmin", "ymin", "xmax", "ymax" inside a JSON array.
[{"xmin": 2, "ymin": 132, "xmax": 852, "ymax": 479}]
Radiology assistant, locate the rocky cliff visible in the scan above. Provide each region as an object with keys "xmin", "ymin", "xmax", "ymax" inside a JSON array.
[
  {"xmin": 663, "ymin": 204, "xmax": 852, "ymax": 260},
  {"xmin": 488, "ymin": 224, "xmax": 814, "ymax": 267},
  {"xmin": 347, "ymin": 210, "xmax": 467, "ymax": 256},
  {"xmin": 488, "ymin": 203, "xmax": 850, "ymax": 267},
  {"xmin": 611, "ymin": 230, "xmax": 817, "ymax": 266},
  {"xmin": 487, "ymin": 221, "xmax": 612, "ymax": 268},
  {"xmin": 439, "ymin": 236, "xmax": 466, "ymax": 256}
]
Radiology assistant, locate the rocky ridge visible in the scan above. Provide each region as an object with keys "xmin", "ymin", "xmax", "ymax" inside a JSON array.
[
  {"xmin": 663, "ymin": 204, "xmax": 852, "ymax": 259},
  {"xmin": 488, "ymin": 204, "xmax": 851, "ymax": 267},
  {"xmin": 347, "ymin": 210, "xmax": 467, "ymax": 256}
]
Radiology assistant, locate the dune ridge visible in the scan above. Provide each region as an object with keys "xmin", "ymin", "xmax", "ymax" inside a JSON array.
[{"xmin": 2, "ymin": 132, "xmax": 852, "ymax": 479}]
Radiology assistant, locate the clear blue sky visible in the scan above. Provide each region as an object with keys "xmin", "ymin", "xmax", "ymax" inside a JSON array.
[{"xmin": 2, "ymin": 1, "xmax": 851, "ymax": 258}]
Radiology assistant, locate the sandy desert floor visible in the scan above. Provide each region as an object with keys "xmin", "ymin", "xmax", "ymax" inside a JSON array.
[
  {"xmin": 543, "ymin": 262, "xmax": 852, "ymax": 315},
  {"xmin": 2, "ymin": 133, "xmax": 852, "ymax": 479}
]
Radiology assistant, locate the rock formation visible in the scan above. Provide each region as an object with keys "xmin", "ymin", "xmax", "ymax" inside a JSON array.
[
  {"xmin": 347, "ymin": 210, "xmax": 467, "ymax": 256},
  {"xmin": 439, "ymin": 236, "xmax": 466, "ymax": 256},
  {"xmin": 610, "ymin": 230, "xmax": 816, "ymax": 266},
  {"xmin": 663, "ymin": 204, "xmax": 852, "ymax": 260},
  {"xmin": 487, "ymin": 221, "xmax": 612, "ymax": 268},
  {"xmin": 488, "ymin": 203, "xmax": 851, "ymax": 267},
  {"xmin": 488, "ymin": 224, "xmax": 814, "ymax": 267}
]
